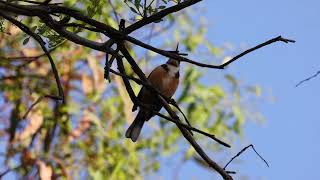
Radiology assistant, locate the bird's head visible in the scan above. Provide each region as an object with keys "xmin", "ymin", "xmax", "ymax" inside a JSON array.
[{"xmin": 166, "ymin": 58, "xmax": 180, "ymax": 68}]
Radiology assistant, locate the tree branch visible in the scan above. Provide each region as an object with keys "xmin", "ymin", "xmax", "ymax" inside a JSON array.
[
  {"xmin": 125, "ymin": 35, "xmax": 295, "ymax": 69},
  {"xmin": 169, "ymin": 99, "xmax": 194, "ymax": 135},
  {"xmin": 0, "ymin": 11, "xmax": 65, "ymax": 103},
  {"xmin": 124, "ymin": 0, "xmax": 202, "ymax": 34},
  {"xmin": 115, "ymin": 55, "xmax": 139, "ymax": 106},
  {"xmin": 0, "ymin": 2, "xmax": 294, "ymax": 71},
  {"xmin": 224, "ymin": 144, "xmax": 269, "ymax": 172},
  {"xmin": 118, "ymin": 43, "xmax": 232, "ymax": 180},
  {"xmin": 296, "ymin": 70, "xmax": 320, "ymax": 87},
  {"xmin": 219, "ymin": 36, "xmax": 295, "ymax": 68},
  {"xmin": 22, "ymin": 95, "xmax": 62, "ymax": 119}
]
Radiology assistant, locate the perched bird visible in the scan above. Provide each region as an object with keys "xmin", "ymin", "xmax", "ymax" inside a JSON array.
[{"xmin": 125, "ymin": 58, "xmax": 180, "ymax": 142}]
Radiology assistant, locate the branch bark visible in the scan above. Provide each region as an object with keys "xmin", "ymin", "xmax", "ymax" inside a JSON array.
[{"xmin": 0, "ymin": 1, "xmax": 294, "ymax": 70}]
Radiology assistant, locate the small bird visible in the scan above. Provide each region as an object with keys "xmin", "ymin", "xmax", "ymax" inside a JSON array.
[{"xmin": 125, "ymin": 58, "xmax": 180, "ymax": 142}]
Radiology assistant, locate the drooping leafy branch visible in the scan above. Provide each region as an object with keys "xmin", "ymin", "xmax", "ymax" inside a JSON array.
[{"xmin": 0, "ymin": 0, "xmax": 294, "ymax": 179}]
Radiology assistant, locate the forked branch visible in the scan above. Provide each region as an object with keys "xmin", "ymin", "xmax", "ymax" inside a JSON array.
[
  {"xmin": 0, "ymin": 11, "xmax": 65, "ymax": 104},
  {"xmin": 224, "ymin": 144, "xmax": 269, "ymax": 173}
]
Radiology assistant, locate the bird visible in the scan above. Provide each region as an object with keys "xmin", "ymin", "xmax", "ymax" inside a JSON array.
[{"xmin": 125, "ymin": 58, "xmax": 180, "ymax": 142}]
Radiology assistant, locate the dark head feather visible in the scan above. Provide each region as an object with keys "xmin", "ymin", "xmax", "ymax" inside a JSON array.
[{"xmin": 166, "ymin": 58, "xmax": 180, "ymax": 67}]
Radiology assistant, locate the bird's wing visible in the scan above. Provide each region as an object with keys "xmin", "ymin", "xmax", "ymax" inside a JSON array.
[
  {"xmin": 148, "ymin": 66, "xmax": 179, "ymax": 98},
  {"xmin": 132, "ymin": 65, "xmax": 164, "ymax": 112},
  {"xmin": 147, "ymin": 66, "xmax": 167, "ymax": 90}
]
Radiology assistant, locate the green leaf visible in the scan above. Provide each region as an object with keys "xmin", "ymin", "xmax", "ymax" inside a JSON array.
[
  {"xmin": 134, "ymin": 0, "xmax": 141, "ymax": 9},
  {"xmin": 129, "ymin": 7, "xmax": 138, "ymax": 13},
  {"xmin": 184, "ymin": 147, "xmax": 195, "ymax": 160},
  {"xmin": 0, "ymin": 19, "xmax": 4, "ymax": 32},
  {"xmin": 23, "ymin": 37, "xmax": 30, "ymax": 45},
  {"xmin": 247, "ymin": 86, "xmax": 262, "ymax": 97},
  {"xmin": 31, "ymin": 26, "xmax": 37, "ymax": 32},
  {"xmin": 225, "ymin": 74, "xmax": 238, "ymax": 90}
]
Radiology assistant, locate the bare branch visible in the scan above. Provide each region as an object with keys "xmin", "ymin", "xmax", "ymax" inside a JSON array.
[
  {"xmin": 169, "ymin": 99, "xmax": 194, "ymax": 136},
  {"xmin": 0, "ymin": 165, "xmax": 22, "ymax": 178},
  {"xmin": 124, "ymin": 0, "xmax": 202, "ymax": 34},
  {"xmin": 108, "ymin": 0, "xmax": 120, "ymax": 23},
  {"xmin": 296, "ymin": 70, "xmax": 320, "ymax": 87},
  {"xmin": 0, "ymin": 40, "xmax": 66, "ymax": 68},
  {"xmin": 224, "ymin": 144, "xmax": 269, "ymax": 171},
  {"xmin": 219, "ymin": 36, "xmax": 295, "ymax": 68},
  {"xmin": 0, "ymin": 12, "xmax": 65, "ymax": 103},
  {"xmin": 22, "ymin": 95, "xmax": 63, "ymax": 119},
  {"xmin": 104, "ymin": 42, "xmax": 117, "ymax": 82},
  {"xmin": 138, "ymin": 102, "xmax": 230, "ymax": 147},
  {"xmin": 125, "ymin": 35, "xmax": 295, "ymax": 69},
  {"xmin": 64, "ymin": 23, "xmax": 104, "ymax": 33},
  {"xmin": 115, "ymin": 56, "xmax": 139, "ymax": 105}
]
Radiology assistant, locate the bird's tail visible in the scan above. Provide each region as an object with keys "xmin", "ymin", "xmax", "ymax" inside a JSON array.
[{"xmin": 125, "ymin": 111, "xmax": 145, "ymax": 142}]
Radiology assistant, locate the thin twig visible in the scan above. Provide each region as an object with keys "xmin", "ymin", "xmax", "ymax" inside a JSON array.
[
  {"xmin": 296, "ymin": 70, "xmax": 320, "ymax": 87},
  {"xmin": 0, "ymin": 74, "xmax": 44, "ymax": 81},
  {"xmin": 138, "ymin": 102, "xmax": 230, "ymax": 147},
  {"xmin": 104, "ymin": 40, "xmax": 116, "ymax": 82},
  {"xmin": 64, "ymin": 23, "xmax": 104, "ymax": 33},
  {"xmin": 0, "ymin": 40, "xmax": 65, "ymax": 62},
  {"xmin": 170, "ymin": 99, "xmax": 193, "ymax": 135},
  {"xmin": 224, "ymin": 144, "xmax": 269, "ymax": 171},
  {"xmin": 115, "ymin": 56, "xmax": 139, "ymax": 105},
  {"xmin": 15, "ymin": 0, "xmax": 58, "ymax": 5},
  {"xmin": 22, "ymin": 95, "xmax": 62, "ymax": 119},
  {"xmin": 0, "ymin": 165, "xmax": 22, "ymax": 178},
  {"xmin": 0, "ymin": 12, "xmax": 65, "ymax": 104},
  {"xmin": 124, "ymin": 0, "xmax": 202, "ymax": 34},
  {"xmin": 125, "ymin": 35, "xmax": 295, "ymax": 69},
  {"xmin": 219, "ymin": 36, "xmax": 295, "ymax": 68},
  {"xmin": 142, "ymin": 18, "xmax": 174, "ymax": 40},
  {"xmin": 143, "ymin": 0, "xmax": 147, "ymax": 18},
  {"xmin": 108, "ymin": 0, "xmax": 120, "ymax": 24}
]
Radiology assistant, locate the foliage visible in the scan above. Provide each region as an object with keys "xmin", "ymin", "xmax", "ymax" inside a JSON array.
[{"xmin": 0, "ymin": 0, "xmax": 263, "ymax": 179}]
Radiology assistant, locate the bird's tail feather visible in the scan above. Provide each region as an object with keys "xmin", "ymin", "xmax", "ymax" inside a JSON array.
[{"xmin": 125, "ymin": 112, "xmax": 145, "ymax": 142}]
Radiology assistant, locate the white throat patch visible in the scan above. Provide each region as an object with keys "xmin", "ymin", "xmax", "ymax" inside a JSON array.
[{"xmin": 167, "ymin": 64, "xmax": 179, "ymax": 77}]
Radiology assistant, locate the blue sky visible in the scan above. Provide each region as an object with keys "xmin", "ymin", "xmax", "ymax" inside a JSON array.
[{"xmin": 156, "ymin": 0, "xmax": 320, "ymax": 179}]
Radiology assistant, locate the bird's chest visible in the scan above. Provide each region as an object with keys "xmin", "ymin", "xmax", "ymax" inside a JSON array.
[
  {"xmin": 161, "ymin": 75, "xmax": 175, "ymax": 88},
  {"xmin": 160, "ymin": 65, "xmax": 178, "ymax": 87},
  {"xmin": 159, "ymin": 68, "xmax": 179, "ymax": 97},
  {"xmin": 147, "ymin": 64, "xmax": 179, "ymax": 98}
]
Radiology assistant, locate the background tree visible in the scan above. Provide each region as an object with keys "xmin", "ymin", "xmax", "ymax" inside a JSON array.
[{"xmin": 0, "ymin": 0, "xmax": 293, "ymax": 179}]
